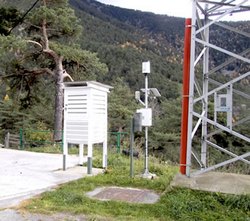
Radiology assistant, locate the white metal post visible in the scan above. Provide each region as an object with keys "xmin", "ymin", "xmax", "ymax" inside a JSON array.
[
  {"xmin": 79, "ymin": 144, "xmax": 84, "ymax": 165},
  {"xmin": 144, "ymin": 73, "xmax": 149, "ymax": 175},
  {"xmin": 227, "ymin": 84, "xmax": 233, "ymax": 130},
  {"xmin": 186, "ymin": 0, "xmax": 197, "ymax": 176},
  {"xmin": 145, "ymin": 74, "xmax": 148, "ymax": 108},
  {"xmin": 103, "ymin": 93, "xmax": 108, "ymax": 169},
  {"xmin": 144, "ymin": 73, "xmax": 149, "ymax": 174},
  {"xmin": 141, "ymin": 61, "xmax": 151, "ymax": 177},
  {"xmin": 201, "ymin": 11, "xmax": 209, "ymax": 168},
  {"xmin": 214, "ymin": 92, "xmax": 217, "ymax": 123},
  {"xmin": 102, "ymin": 94, "xmax": 108, "ymax": 169}
]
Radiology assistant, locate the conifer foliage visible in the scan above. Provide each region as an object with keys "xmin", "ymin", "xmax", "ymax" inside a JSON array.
[{"xmin": 0, "ymin": 0, "xmax": 107, "ymax": 141}]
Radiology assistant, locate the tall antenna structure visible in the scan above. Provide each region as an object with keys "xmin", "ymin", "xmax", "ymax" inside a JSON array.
[{"xmin": 180, "ymin": 0, "xmax": 250, "ymax": 177}]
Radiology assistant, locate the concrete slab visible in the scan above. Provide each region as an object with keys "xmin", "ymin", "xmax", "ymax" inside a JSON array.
[
  {"xmin": 171, "ymin": 172, "xmax": 250, "ymax": 195},
  {"xmin": 86, "ymin": 186, "xmax": 160, "ymax": 204},
  {"xmin": 0, "ymin": 209, "xmax": 88, "ymax": 221},
  {"xmin": 0, "ymin": 148, "xmax": 102, "ymax": 209}
]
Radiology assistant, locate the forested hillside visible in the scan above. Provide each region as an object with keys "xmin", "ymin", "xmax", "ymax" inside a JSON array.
[{"xmin": 0, "ymin": 0, "xmax": 249, "ymax": 171}]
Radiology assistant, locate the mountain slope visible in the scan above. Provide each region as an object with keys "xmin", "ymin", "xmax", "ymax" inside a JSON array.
[
  {"xmin": 69, "ymin": 0, "xmax": 185, "ymax": 99},
  {"xmin": 1, "ymin": 0, "xmax": 249, "ymax": 167}
]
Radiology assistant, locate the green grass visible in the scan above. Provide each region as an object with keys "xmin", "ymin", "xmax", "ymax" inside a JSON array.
[{"xmin": 24, "ymin": 150, "xmax": 250, "ymax": 221}]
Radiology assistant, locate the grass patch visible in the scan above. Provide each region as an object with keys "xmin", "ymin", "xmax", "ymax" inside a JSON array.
[{"xmin": 24, "ymin": 150, "xmax": 250, "ymax": 221}]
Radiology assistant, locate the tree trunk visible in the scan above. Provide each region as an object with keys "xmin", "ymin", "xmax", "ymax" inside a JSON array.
[{"xmin": 53, "ymin": 69, "xmax": 64, "ymax": 141}]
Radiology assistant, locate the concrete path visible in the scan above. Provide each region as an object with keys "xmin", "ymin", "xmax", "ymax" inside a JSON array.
[
  {"xmin": 0, "ymin": 148, "xmax": 102, "ymax": 209},
  {"xmin": 0, "ymin": 209, "xmax": 88, "ymax": 221},
  {"xmin": 171, "ymin": 171, "xmax": 250, "ymax": 195}
]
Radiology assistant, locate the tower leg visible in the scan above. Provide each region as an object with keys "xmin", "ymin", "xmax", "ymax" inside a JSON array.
[{"xmin": 180, "ymin": 18, "xmax": 192, "ymax": 175}]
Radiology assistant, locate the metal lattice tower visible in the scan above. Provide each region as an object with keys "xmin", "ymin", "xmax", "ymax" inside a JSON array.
[{"xmin": 180, "ymin": 0, "xmax": 250, "ymax": 176}]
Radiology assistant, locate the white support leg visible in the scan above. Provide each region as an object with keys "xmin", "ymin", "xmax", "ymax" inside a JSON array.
[
  {"xmin": 63, "ymin": 141, "xmax": 68, "ymax": 171},
  {"xmin": 103, "ymin": 140, "xmax": 108, "ymax": 169},
  {"xmin": 87, "ymin": 142, "xmax": 93, "ymax": 175},
  {"xmin": 79, "ymin": 144, "xmax": 84, "ymax": 165}
]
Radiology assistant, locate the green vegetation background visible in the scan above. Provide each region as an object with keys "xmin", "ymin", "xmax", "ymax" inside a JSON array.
[{"xmin": 0, "ymin": 0, "xmax": 249, "ymax": 174}]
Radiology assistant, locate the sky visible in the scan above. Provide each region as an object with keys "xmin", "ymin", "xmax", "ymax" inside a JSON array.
[
  {"xmin": 97, "ymin": 0, "xmax": 192, "ymax": 18},
  {"xmin": 96, "ymin": 0, "xmax": 250, "ymax": 21}
]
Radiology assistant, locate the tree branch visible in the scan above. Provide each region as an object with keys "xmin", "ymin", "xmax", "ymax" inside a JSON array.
[
  {"xmin": 1, "ymin": 68, "xmax": 54, "ymax": 78},
  {"xmin": 25, "ymin": 67, "xmax": 54, "ymax": 76},
  {"xmin": 42, "ymin": 19, "xmax": 49, "ymax": 50},
  {"xmin": 63, "ymin": 70, "xmax": 74, "ymax": 82},
  {"xmin": 26, "ymin": 40, "xmax": 43, "ymax": 50},
  {"xmin": 41, "ymin": 17, "xmax": 59, "ymax": 61},
  {"xmin": 43, "ymin": 48, "xmax": 59, "ymax": 60}
]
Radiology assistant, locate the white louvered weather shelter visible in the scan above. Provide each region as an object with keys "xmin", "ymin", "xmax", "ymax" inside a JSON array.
[{"xmin": 63, "ymin": 81, "xmax": 112, "ymax": 174}]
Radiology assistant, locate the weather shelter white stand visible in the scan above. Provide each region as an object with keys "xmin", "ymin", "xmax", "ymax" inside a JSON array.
[{"xmin": 63, "ymin": 81, "xmax": 112, "ymax": 174}]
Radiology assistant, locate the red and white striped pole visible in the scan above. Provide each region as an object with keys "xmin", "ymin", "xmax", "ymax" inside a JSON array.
[{"xmin": 180, "ymin": 18, "xmax": 192, "ymax": 175}]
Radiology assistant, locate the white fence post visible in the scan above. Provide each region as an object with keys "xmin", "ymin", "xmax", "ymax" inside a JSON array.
[{"xmin": 5, "ymin": 132, "xmax": 10, "ymax": 148}]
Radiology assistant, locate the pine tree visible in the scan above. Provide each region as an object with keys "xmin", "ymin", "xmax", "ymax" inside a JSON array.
[{"xmin": 0, "ymin": 0, "xmax": 108, "ymax": 140}]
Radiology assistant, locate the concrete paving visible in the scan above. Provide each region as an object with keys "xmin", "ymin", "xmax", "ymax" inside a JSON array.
[
  {"xmin": 0, "ymin": 148, "xmax": 102, "ymax": 209},
  {"xmin": 0, "ymin": 209, "xmax": 88, "ymax": 221},
  {"xmin": 171, "ymin": 171, "xmax": 250, "ymax": 195}
]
